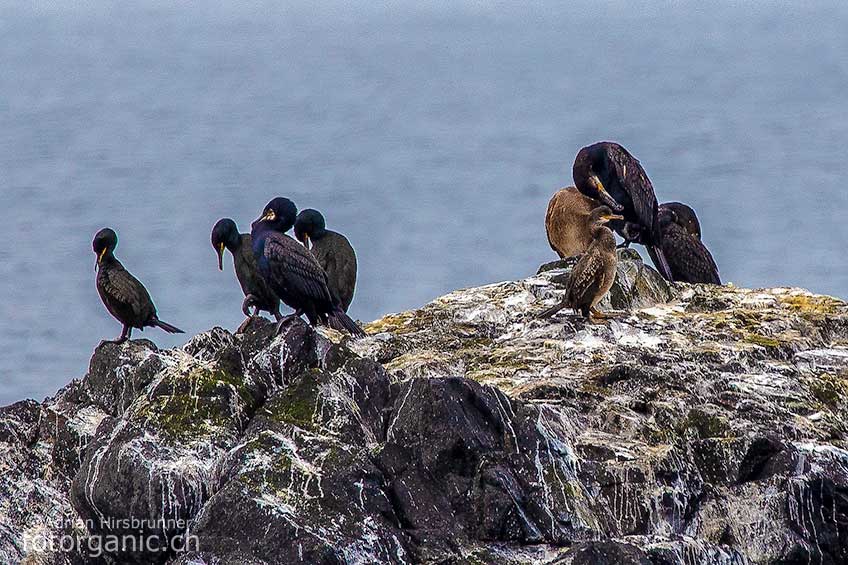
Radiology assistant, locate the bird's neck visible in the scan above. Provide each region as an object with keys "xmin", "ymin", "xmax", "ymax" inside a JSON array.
[
  {"xmin": 592, "ymin": 225, "xmax": 617, "ymax": 248},
  {"xmin": 310, "ymin": 228, "xmax": 329, "ymax": 241},
  {"xmin": 226, "ymin": 234, "xmax": 244, "ymax": 253},
  {"xmin": 97, "ymin": 252, "xmax": 119, "ymax": 270}
]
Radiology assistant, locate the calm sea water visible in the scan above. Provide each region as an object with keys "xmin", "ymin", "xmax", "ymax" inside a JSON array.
[{"xmin": 2, "ymin": 2, "xmax": 847, "ymax": 404}]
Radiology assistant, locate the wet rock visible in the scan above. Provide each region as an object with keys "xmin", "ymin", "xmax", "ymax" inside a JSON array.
[{"xmin": 1, "ymin": 251, "xmax": 846, "ymax": 564}]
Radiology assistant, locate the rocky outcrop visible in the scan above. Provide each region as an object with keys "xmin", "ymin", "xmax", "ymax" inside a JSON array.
[{"xmin": 2, "ymin": 251, "xmax": 846, "ymax": 564}]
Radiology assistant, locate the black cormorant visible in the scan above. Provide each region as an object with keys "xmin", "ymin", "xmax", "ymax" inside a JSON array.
[
  {"xmin": 659, "ymin": 202, "xmax": 701, "ymax": 239},
  {"xmin": 538, "ymin": 207, "xmax": 623, "ymax": 320},
  {"xmin": 545, "ymin": 186, "xmax": 602, "ymax": 258},
  {"xmin": 293, "ymin": 209, "xmax": 358, "ymax": 312},
  {"xmin": 211, "ymin": 218, "xmax": 282, "ymax": 327},
  {"xmin": 573, "ymin": 141, "xmax": 673, "ymax": 280},
  {"xmin": 93, "ymin": 228, "xmax": 184, "ymax": 343},
  {"xmin": 657, "ymin": 203, "xmax": 721, "ymax": 284},
  {"xmin": 251, "ymin": 198, "xmax": 365, "ymax": 337}
]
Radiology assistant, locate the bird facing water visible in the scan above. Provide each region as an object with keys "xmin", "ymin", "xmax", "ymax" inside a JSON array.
[
  {"xmin": 573, "ymin": 141, "xmax": 673, "ymax": 280},
  {"xmin": 538, "ymin": 206, "xmax": 624, "ymax": 320},
  {"xmin": 211, "ymin": 218, "xmax": 282, "ymax": 325},
  {"xmin": 251, "ymin": 198, "xmax": 365, "ymax": 337},
  {"xmin": 93, "ymin": 228, "xmax": 184, "ymax": 343},
  {"xmin": 657, "ymin": 203, "xmax": 721, "ymax": 285},
  {"xmin": 294, "ymin": 209, "xmax": 358, "ymax": 312}
]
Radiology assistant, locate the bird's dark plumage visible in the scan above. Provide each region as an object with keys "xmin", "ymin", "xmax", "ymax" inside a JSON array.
[
  {"xmin": 659, "ymin": 202, "xmax": 701, "ymax": 239},
  {"xmin": 93, "ymin": 228, "xmax": 184, "ymax": 343},
  {"xmin": 657, "ymin": 204, "xmax": 721, "ymax": 285},
  {"xmin": 211, "ymin": 218, "xmax": 282, "ymax": 322},
  {"xmin": 251, "ymin": 198, "xmax": 365, "ymax": 337},
  {"xmin": 294, "ymin": 209, "xmax": 358, "ymax": 312},
  {"xmin": 573, "ymin": 141, "xmax": 673, "ymax": 280},
  {"xmin": 538, "ymin": 207, "xmax": 622, "ymax": 320}
]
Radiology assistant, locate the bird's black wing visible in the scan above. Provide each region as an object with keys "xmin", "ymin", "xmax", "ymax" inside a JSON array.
[
  {"xmin": 662, "ymin": 229, "xmax": 721, "ymax": 284},
  {"xmin": 263, "ymin": 233, "xmax": 333, "ymax": 304},
  {"xmin": 608, "ymin": 144, "xmax": 659, "ymax": 236},
  {"xmin": 98, "ymin": 264, "xmax": 156, "ymax": 324},
  {"xmin": 332, "ymin": 234, "xmax": 358, "ymax": 311}
]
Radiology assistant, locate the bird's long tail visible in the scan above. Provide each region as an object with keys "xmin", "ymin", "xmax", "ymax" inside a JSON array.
[
  {"xmin": 153, "ymin": 318, "xmax": 185, "ymax": 334},
  {"xmin": 647, "ymin": 245, "xmax": 674, "ymax": 282},
  {"xmin": 537, "ymin": 299, "xmax": 569, "ymax": 319},
  {"xmin": 328, "ymin": 308, "xmax": 366, "ymax": 337}
]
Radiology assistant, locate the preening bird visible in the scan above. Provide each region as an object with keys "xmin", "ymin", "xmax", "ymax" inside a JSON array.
[
  {"xmin": 657, "ymin": 203, "xmax": 721, "ymax": 285},
  {"xmin": 251, "ymin": 198, "xmax": 366, "ymax": 337},
  {"xmin": 211, "ymin": 218, "xmax": 282, "ymax": 327},
  {"xmin": 93, "ymin": 228, "xmax": 184, "ymax": 343},
  {"xmin": 658, "ymin": 202, "xmax": 702, "ymax": 239},
  {"xmin": 545, "ymin": 186, "xmax": 603, "ymax": 258},
  {"xmin": 538, "ymin": 206, "xmax": 623, "ymax": 320},
  {"xmin": 573, "ymin": 141, "xmax": 673, "ymax": 280},
  {"xmin": 294, "ymin": 209, "xmax": 358, "ymax": 312}
]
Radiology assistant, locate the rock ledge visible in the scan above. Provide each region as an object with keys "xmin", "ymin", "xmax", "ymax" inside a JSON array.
[{"xmin": 2, "ymin": 252, "xmax": 846, "ymax": 564}]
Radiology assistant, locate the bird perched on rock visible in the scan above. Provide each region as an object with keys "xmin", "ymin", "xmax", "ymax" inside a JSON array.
[
  {"xmin": 659, "ymin": 202, "xmax": 702, "ymax": 240},
  {"xmin": 537, "ymin": 207, "xmax": 624, "ymax": 320},
  {"xmin": 211, "ymin": 218, "xmax": 282, "ymax": 329},
  {"xmin": 294, "ymin": 209, "xmax": 358, "ymax": 312},
  {"xmin": 93, "ymin": 228, "xmax": 184, "ymax": 343},
  {"xmin": 657, "ymin": 203, "xmax": 721, "ymax": 284},
  {"xmin": 573, "ymin": 141, "xmax": 673, "ymax": 280},
  {"xmin": 545, "ymin": 186, "xmax": 603, "ymax": 258},
  {"xmin": 251, "ymin": 198, "xmax": 366, "ymax": 337}
]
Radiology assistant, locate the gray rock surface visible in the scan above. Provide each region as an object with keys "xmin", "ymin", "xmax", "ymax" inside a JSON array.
[{"xmin": 2, "ymin": 252, "xmax": 846, "ymax": 564}]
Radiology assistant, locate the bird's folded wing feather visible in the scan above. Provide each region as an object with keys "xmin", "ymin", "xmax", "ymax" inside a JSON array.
[
  {"xmin": 264, "ymin": 234, "xmax": 333, "ymax": 302},
  {"xmin": 609, "ymin": 147, "xmax": 658, "ymax": 232},
  {"xmin": 665, "ymin": 232, "xmax": 721, "ymax": 284},
  {"xmin": 101, "ymin": 268, "xmax": 152, "ymax": 318},
  {"xmin": 567, "ymin": 254, "xmax": 603, "ymax": 305}
]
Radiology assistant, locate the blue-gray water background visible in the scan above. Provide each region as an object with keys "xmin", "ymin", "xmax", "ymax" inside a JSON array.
[{"xmin": 2, "ymin": 1, "xmax": 847, "ymax": 404}]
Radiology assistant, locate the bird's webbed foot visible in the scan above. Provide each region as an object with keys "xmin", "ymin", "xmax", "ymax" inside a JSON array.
[
  {"xmin": 236, "ymin": 317, "xmax": 254, "ymax": 334},
  {"xmin": 108, "ymin": 325, "xmax": 131, "ymax": 344},
  {"xmin": 242, "ymin": 295, "xmax": 259, "ymax": 318},
  {"xmin": 589, "ymin": 306, "xmax": 621, "ymax": 321},
  {"xmin": 275, "ymin": 311, "xmax": 304, "ymax": 335},
  {"xmin": 620, "ymin": 222, "xmax": 648, "ymax": 246}
]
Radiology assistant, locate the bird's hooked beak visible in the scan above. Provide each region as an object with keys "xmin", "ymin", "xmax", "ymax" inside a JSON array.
[
  {"xmin": 95, "ymin": 247, "xmax": 107, "ymax": 271},
  {"xmin": 217, "ymin": 242, "xmax": 225, "ymax": 271},
  {"xmin": 601, "ymin": 214, "xmax": 625, "ymax": 224},
  {"xmin": 588, "ymin": 175, "xmax": 624, "ymax": 212}
]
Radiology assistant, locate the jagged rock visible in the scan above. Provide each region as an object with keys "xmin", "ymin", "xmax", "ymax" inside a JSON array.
[{"xmin": 1, "ymin": 252, "xmax": 846, "ymax": 564}]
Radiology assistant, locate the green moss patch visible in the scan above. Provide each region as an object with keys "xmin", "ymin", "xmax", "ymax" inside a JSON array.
[
  {"xmin": 262, "ymin": 372, "xmax": 321, "ymax": 430},
  {"xmin": 809, "ymin": 372, "xmax": 848, "ymax": 408}
]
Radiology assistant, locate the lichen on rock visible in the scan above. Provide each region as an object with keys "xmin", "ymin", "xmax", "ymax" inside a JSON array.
[{"xmin": 1, "ymin": 251, "xmax": 846, "ymax": 564}]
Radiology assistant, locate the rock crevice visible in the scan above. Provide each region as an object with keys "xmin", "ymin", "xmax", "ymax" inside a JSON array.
[{"xmin": 2, "ymin": 252, "xmax": 847, "ymax": 564}]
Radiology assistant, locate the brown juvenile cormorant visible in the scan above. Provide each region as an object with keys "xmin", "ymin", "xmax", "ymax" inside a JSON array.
[
  {"xmin": 293, "ymin": 209, "xmax": 358, "ymax": 312},
  {"xmin": 657, "ymin": 203, "xmax": 721, "ymax": 285},
  {"xmin": 251, "ymin": 198, "xmax": 366, "ymax": 337},
  {"xmin": 211, "ymin": 218, "xmax": 282, "ymax": 327},
  {"xmin": 538, "ymin": 207, "xmax": 624, "ymax": 320},
  {"xmin": 573, "ymin": 141, "xmax": 673, "ymax": 280},
  {"xmin": 93, "ymin": 228, "xmax": 184, "ymax": 343},
  {"xmin": 545, "ymin": 186, "xmax": 602, "ymax": 258}
]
